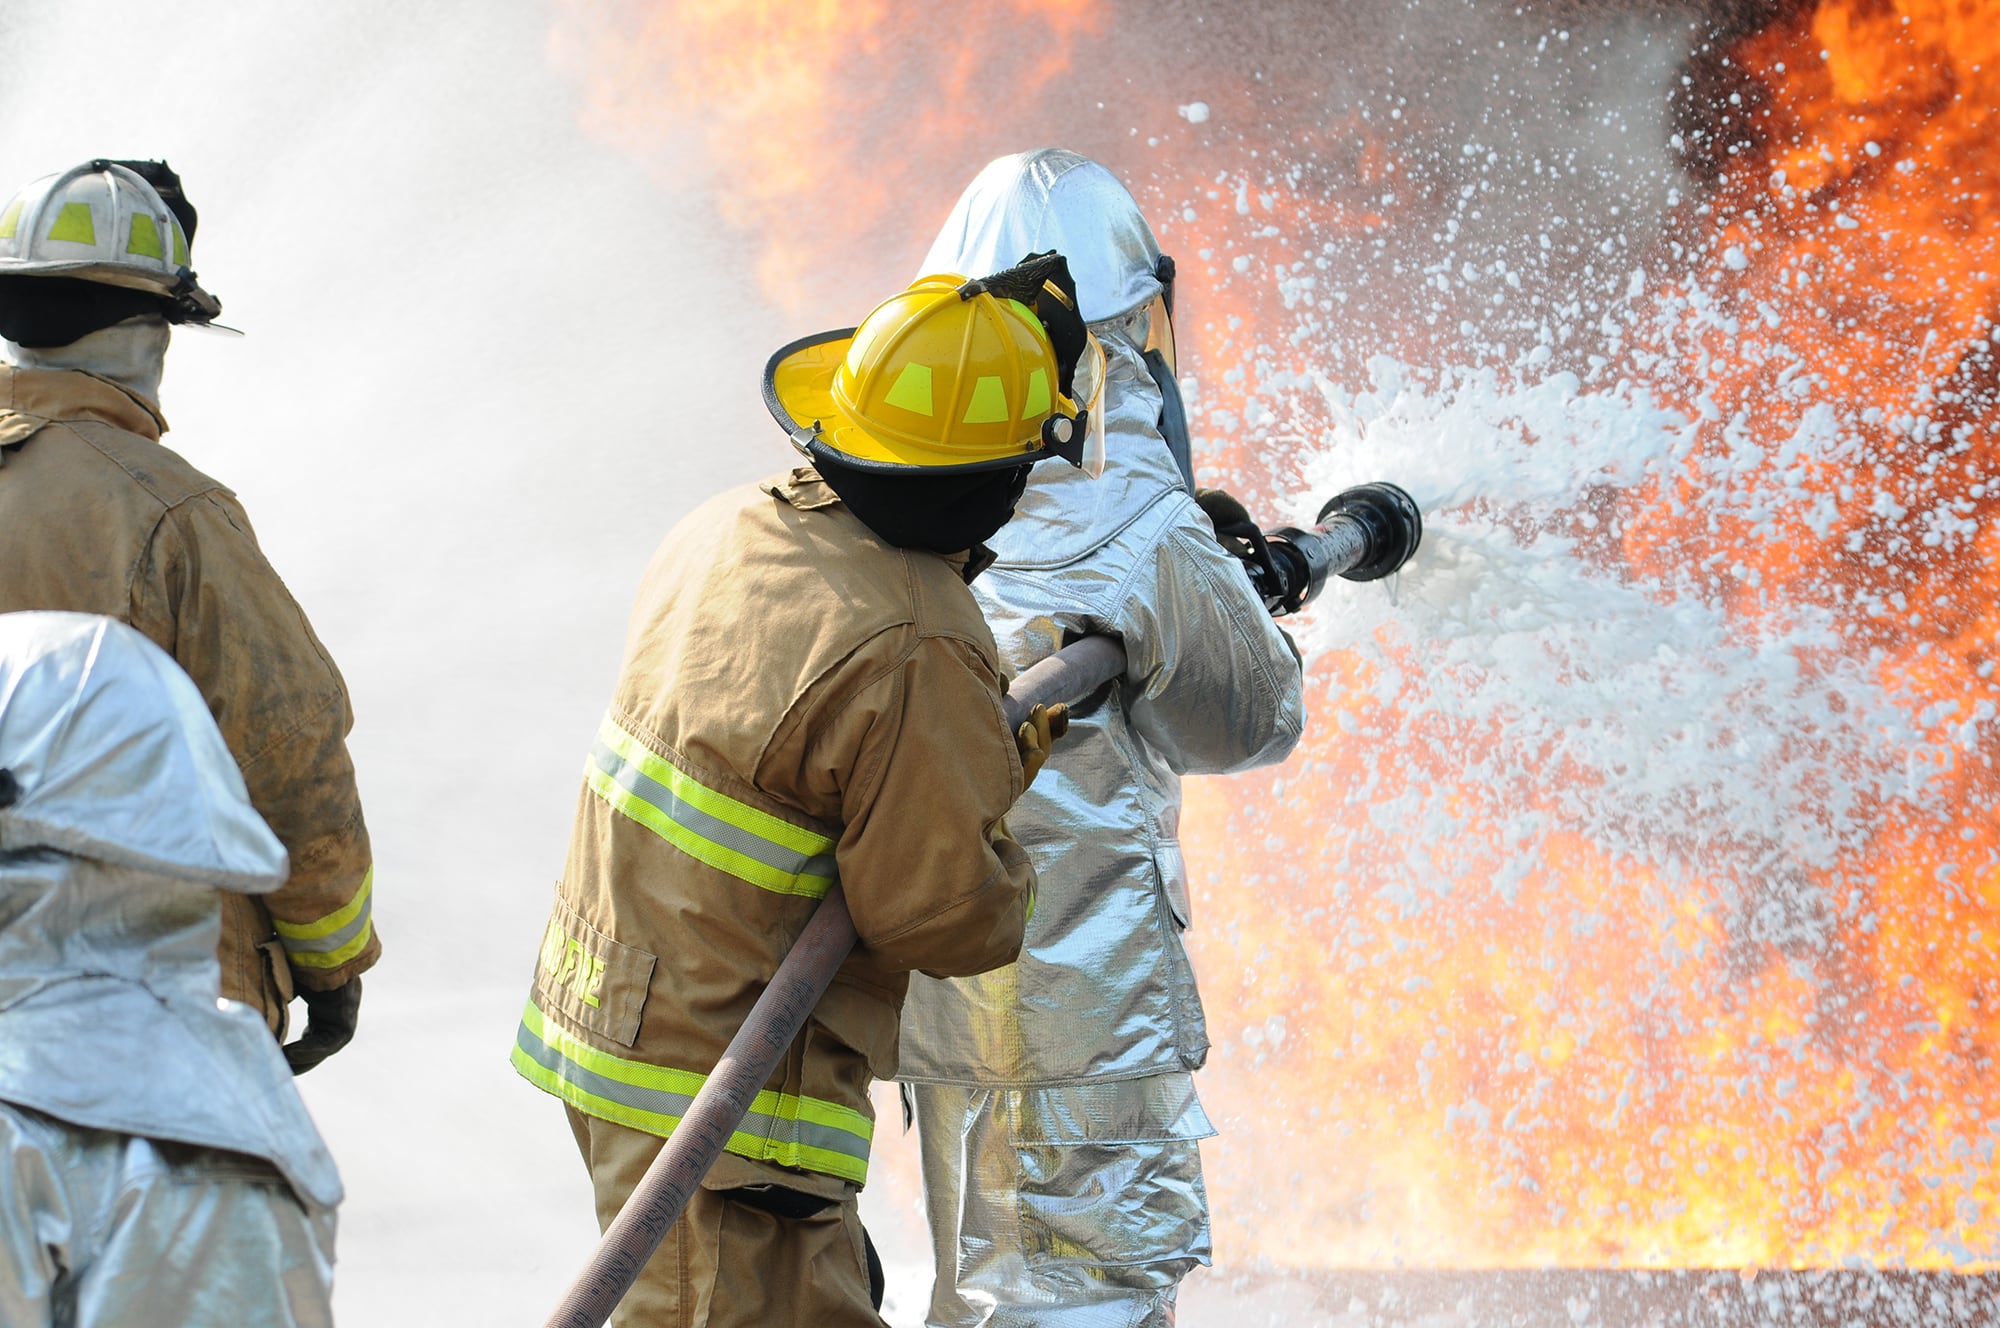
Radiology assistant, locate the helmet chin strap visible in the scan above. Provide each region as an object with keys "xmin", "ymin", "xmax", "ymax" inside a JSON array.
[{"xmin": 6, "ymin": 315, "xmax": 170, "ymax": 411}]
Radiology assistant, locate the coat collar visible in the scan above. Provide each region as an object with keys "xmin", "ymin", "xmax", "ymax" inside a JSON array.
[
  {"xmin": 761, "ymin": 466, "xmax": 995, "ymax": 584},
  {"xmin": 0, "ymin": 363, "xmax": 168, "ymax": 443}
]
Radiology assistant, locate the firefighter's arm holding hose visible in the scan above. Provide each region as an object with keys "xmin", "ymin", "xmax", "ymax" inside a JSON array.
[
  {"xmin": 815, "ymin": 634, "xmax": 1063, "ymax": 981},
  {"xmin": 1090, "ymin": 489, "xmax": 1309, "ymax": 776},
  {"xmin": 1012, "ymin": 700, "xmax": 1068, "ymax": 787},
  {"xmin": 1093, "ymin": 474, "xmax": 1420, "ymax": 776}
]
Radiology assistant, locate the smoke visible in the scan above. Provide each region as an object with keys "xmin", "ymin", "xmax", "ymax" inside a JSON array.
[
  {"xmin": 0, "ymin": 4, "xmax": 792, "ymax": 1320},
  {"xmin": 2, "ymin": 0, "xmax": 1992, "ymax": 1320},
  {"xmin": 0, "ymin": 0, "xmax": 792, "ymax": 947}
]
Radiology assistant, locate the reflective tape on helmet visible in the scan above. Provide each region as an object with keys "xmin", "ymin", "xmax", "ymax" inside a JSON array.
[
  {"xmin": 511, "ymin": 997, "xmax": 873, "ymax": 1183},
  {"xmin": 885, "ymin": 362, "xmax": 933, "ymax": 415},
  {"xmin": 127, "ymin": 213, "xmax": 164, "ymax": 260},
  {"xmin": 271, "ymin": 867, "xmax": 375, "ymax": 969},
  {"xmin": 0, "ymin": 200, "xmax": 20, "ymax": 240},
  {"xmin": 963, "ymin": 375, "xmax": 1009, "ymax": 424},
  {"xmin": 45, "ymin": 202, "xmax": 95, "ymax": 245},
  {"xmin": 1021, "ymin": 367, "xmax": 1051, "ymax": 419},
  {"xmin": 586, "ymin": 713, "xmax": 837, "ymax": 898}
]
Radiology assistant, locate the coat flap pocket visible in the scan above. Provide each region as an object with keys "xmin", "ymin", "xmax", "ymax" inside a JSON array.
[
  {"xmin": 534, "ymin": 901, "xmax": 654, "ymax": 1048},
  {"xmin": 1006, "ymin": 1075, "xmax": 1215, "ymax": 1147},
  {"xmin": 1156, "ymin": 838, "xmax": 1191, "ymax": 931}
]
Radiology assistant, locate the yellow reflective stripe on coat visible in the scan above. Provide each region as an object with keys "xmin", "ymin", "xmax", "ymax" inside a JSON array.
[
  {"xmin": 510, "ymin": 997, "xmax": 872, "ymax": 1184},
  {"xmin": 271, "ymin": 867, "xmax": 375, "ymax": 969},
  {"xmin": 586, "ymin": 713, "xmax": 838, "ymax": 898}
]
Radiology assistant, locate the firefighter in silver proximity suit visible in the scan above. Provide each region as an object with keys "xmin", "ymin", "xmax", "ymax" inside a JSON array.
[
  {"xmin": 899, "ymin": 149, "xmax": 1307, "ymax": 1326},
  {"xmin": 0, "ymin": 612, "xmax": 340, "ymax": 1327}
]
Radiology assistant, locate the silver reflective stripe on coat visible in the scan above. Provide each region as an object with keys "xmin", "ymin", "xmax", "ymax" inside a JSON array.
[
  {"xmin": 272, "ymin": 867, "xmax": 374, "ymax": 970},
  {"xmin": 585, "ymin": 712, "xmax": 838, "ymax": 898}
]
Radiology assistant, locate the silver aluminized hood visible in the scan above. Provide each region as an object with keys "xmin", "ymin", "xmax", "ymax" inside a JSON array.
[
  {"xmin": 920, "ymin": 148, "xmax": 1164, "ymax": 324},
  {"xmin": 0, "ymin": 611, "xmax": 286, "ymax": 890},
  {"xmin": 0, "ymin": 613, "xmax": 337, "ymax": 1210}
]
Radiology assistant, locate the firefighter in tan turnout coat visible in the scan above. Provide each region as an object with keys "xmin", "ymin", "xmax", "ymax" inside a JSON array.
[
  {"xmin": 513, "ymin": 257, "xmax": 1106, "ymax": 1326},
  {"xmin": 0, "ymin": 160, "xmax": 376, "ymax": 1071}
]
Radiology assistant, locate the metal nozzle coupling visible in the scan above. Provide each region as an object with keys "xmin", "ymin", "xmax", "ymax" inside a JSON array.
[
  {"xmin": 1317, "ymin": 482, "xmax": 1424, "ymax": 582},
  {"xmin": 1258, "ymin": 481, "xmax": 1423, "ymax": 614},
  {"xmin": 1212, "ymin": 480, "xmax": 1424, "ymax": 616}
]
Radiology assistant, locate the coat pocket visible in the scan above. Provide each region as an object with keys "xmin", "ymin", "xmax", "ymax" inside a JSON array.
[
  {"xmin": 533, "ymin": 901, "xmax": 655, "ymax": 1048},
  {"xmin": 1155, "ymin": 837, "xmax": 1191, "ymax": 931},
  {"xmin": 1015, "ymin": 1138, "xmax": 1211, "ymax": 1276}
]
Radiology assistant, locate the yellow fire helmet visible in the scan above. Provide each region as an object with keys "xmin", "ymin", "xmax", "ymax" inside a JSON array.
[{"xmin": 764, "ymin": 254, "xmax": 1106, "ymax": 478}]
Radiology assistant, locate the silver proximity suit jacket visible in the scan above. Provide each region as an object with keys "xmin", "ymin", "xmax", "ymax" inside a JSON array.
[
  {"xmin": 900, "ymin": 322, "xmax": 1306, "ymax": 1086},
  {"xmin": 0, "ymin": 612, "xmax": 341, "ymax": 1212}
]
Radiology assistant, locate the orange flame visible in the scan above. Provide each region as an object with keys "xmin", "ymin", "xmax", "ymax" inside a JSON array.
[
  {"xmin": 551, "ymin": 0, "xmax": 1998, "ymax": 1274},
  {"xmin": 550, "ymin": 0, "xmax": 1104, "ymax": 313},
  {"xmin": 1184, "ymin": 0, "xmax": 1998, "ymax": 1270}
]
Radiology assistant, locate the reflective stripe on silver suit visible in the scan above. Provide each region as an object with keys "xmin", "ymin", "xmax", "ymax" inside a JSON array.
[
  {"xmin": 0, "ymin": 614, "xmax": 341, "ymax": 1321},
  {"xmin": 901, "ymin": 148, "xmax": 1306, "ymax": 1328}
]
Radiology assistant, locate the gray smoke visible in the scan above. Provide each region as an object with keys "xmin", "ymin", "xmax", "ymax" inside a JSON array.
[{"xmin": 0, "ymin": 4, "xmax": 786, "ymax": 1319}]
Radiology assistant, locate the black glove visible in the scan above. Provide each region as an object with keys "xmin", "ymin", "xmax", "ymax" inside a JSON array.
[
  {"xmin": 1196, "ymin": 488, "xmax": 1307, "ymax": 617},
  {"xmin": 283, "ymin": 976, "xmax": 362, "ymax": 1075},
  {"xmin": 1194, "ymin": 486, "xmax": 1254, "ymax": 532}
]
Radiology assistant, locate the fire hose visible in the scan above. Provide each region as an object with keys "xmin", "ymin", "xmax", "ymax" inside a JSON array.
[{"xmin": 543, "ymin": 482, "xmax": 1421, "ymax": 1328}]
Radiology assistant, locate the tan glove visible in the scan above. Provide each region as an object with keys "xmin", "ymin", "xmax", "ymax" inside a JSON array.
[{"xmin": 1014, "ymin": 702, "xmax": 1070, "ymax": 791}]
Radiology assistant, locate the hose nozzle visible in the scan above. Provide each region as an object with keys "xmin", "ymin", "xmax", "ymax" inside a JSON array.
[
  {"xmin": 1316, "ymin": 481, "xmax": 1424, "ymax": 583},
  {"xmin": 1253, "ymin": 481, "xmax": 1423, "ymax": 614}
]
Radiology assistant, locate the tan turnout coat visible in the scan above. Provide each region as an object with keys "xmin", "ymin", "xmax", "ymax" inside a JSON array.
[
  {"xmin": 513, "ymin": 468, "xmax": 1034, "ymax": 1191},
  {"xmin": 0, "ymin": 365, "xmax": 377, "ymax": 1029}
]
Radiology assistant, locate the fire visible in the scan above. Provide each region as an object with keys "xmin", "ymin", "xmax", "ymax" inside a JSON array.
[
  {"xmin": 550, "ymin": 0, "xmax": 1998, "ymax": 1276},
  {"xmin": 548, "ymin": 0, "xmax": 1103, "ymax": 312}
]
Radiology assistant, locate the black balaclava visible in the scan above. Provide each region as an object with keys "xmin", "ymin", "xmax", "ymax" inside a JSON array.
[
  {"xmin": 0, "ymin": 275, "xmax": 168, "ymax": 349},
  {"xmin": 814, "ymin": 456, "xmax": 1031, "ymax": 556}
]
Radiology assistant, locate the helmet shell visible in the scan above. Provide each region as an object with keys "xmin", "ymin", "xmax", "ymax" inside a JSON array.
[
  {"xmin": 0, "ymin": 161, "xmax": 211, "ymax": 312},
  {"xmin": 767, "ymin": 273, "xmax": 1080, "ymax": 473}
]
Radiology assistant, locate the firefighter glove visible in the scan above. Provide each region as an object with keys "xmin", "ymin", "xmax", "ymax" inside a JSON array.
[
  {"xmin": 1015, "ymin": 702, "xmax": 1069, "ymax": 791},
  {"xmin": 1194, "ymin": 486, "xmax": 1254, "ymax": 532},
  {"xmin": 284, "ymin": 976, "xmax": 362, "ymax": 1076}
]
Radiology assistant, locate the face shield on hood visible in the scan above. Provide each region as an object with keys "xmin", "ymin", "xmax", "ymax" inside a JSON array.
[{"xmin": 0, "ymin": 612, "xmax": 286, "ymax": 891}]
